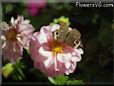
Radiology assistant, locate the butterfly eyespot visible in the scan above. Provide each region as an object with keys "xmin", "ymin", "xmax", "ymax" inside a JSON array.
[
  {"xmin": 56, "ymin": 32, "xmax": 59, "ymax": 35},
  {"xmin": 76, "ymin": 40, "xmax": 79, "ymax": 44},
  {"xmin": 74, "ymin": 40, "xmax": 79, "ymax": 44},
  {"xmin": 73, "ymin": 43, "xmax": 76, "ymax": 46}
]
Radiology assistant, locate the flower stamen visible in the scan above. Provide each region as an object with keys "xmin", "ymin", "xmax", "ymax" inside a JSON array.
[
  {"xmin": 5, "ymin": 28, "xmax": 18, "ymax": 41},
  {"xmin": 52, "ymin": 46, "xmax": 63, "ymax": 54},
  {"xmin": 49, "ymin": 40, "xmax": 64, "ymax": 54}
]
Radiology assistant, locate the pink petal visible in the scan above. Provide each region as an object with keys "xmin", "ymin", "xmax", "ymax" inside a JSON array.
[
  {"xmin": 3, "ymin": 41, "xmax": 22, "ymax": 62},
  {"xmin": 40, "ymin": 26, "xmax": 53, "ymax": 39},
  {"xmin": 18, "ymin": 24, "xmax": 34, "ymax": 35},
  {"xmin": 54, "ymin": 57, "xmax": 59, "ymax": 71},
  {"xmin": 15, "ymin": 16, "xmax": 24, "ymax": 24}
]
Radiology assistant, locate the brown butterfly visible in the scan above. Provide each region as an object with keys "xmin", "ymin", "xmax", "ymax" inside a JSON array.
[{"xmin": 53, "ymin": 22, "xmax": 82, "ymax": 49}]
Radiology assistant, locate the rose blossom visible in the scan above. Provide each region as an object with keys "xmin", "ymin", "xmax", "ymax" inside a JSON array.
[
  {"xmin": 30, "ymin": 24, "xmax": 83, "ymax": 77},
  {"xmin": 1, "ymin": 16, "xmax": 34, "ymax": 62}
]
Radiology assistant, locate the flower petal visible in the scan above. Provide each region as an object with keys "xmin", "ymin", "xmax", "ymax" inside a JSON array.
[
  {"xmin": 23, "ymin": 20, "xmax": 30, "ymax": 24},
  {"xmin": 51, "ymin": 24, "xmax": 60, "ymax": 32},
  {"xmin": 39, "ymin": 47, "xmax": 52, "ymax": 58},
  {"xmin": 44, "ymin": 57, "xmax": 54, "ymax": 68},
  {"xmin": 10, "ymin": 17, "xmax": 15, "ymax": 25},
  {"xmin": 72, "ymin": 56, "xmax": 81, "ymax": 62},
  {"xmin": 38, "ymin": 33, "xmax": 47, "ymax": 44},
  {"xmin": 40, "ymin": 26, "xmax": 52, "ymax": 35},
  {"xmin": 57, "ymin": 53, "xmax": 72, "ymax": 63},
  {"xmin": 65, "ymin": 62, "xmax": 71, "ymax": 69},
  {"xmin": 40, "ymin": 26, "xmax": 53, "ymax": 40},
  {"xmin": 71, "ymin": 48, "xmax": 83, "ymax": 62},
  {"xmin": 18, "ymin": 24, "xmax": 34, "ymax": 35},
  {"xmin": 54, "ymin": 57, "xmax": 59, "ymax": 71},
  {"xmin": 74, "ymin": 48, "xmax": 84, "ymax": 55},
  {"xmin": 65, "ymin": 62, "xmax": 76, "ymax": 75}
]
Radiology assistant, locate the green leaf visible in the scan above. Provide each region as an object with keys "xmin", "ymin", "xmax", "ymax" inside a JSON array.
[
  {"xmin": 17, "ymin": 67, "xmax": 25, "ymax": 78},
  {"xmin": 48, "ymin": 75, "xmax": 68, "ymax": 85},
  {"xmin": 13, "ymin": 60, "xmax": 25, "ymax": 79},
  {"xmin": 55, "ymin": 75, "xmax": 68, "ymax": 85},
  {"xmin": 18, "ymin": 75, "xmax": 23, "ymax": 80},
  {"xmin": 3, "ymin": 63, "xmax": 14, "ymax": 78},
  {"xmin": 48, "ymin": 77, "xmax": 56, "ymax": 84},
  {"xmin": 66, "ymin": 80, "xmax": 84, "ymax": 85}
]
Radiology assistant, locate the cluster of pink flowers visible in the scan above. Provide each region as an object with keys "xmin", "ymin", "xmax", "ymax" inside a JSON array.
[{"xmin": 1, "ymin": 16, "xmax": 83, "ymax": 77}]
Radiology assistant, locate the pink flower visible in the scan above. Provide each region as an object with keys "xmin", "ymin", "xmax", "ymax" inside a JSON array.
[
  {"xmin": 1, "ymin": 16, "xmax": 34, "ymax": 62},
  {"xmin": 27, "ymin": 0, "xmax": 47, "ymax": 16},
  {"xmin": 30, "ymin": 24, "xmax": 83, "ymax": 77}
]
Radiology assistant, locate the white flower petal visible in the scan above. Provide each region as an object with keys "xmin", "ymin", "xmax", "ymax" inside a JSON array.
[
  {"xmin": 10, "ymin": 17, "xmax": 15, "ymax": 25},
  {"xmin": 65, "ymin": 63, "xmax": 76, "ymax": 75},
  {"xmin": 57, "ymin": 54, "xmax": 64, "ymax": 63},
  {"xmin": 72, "ymin": 56, "xmax": 81, "ymax": 62},
  {"xmin": 74, "ymin": 48, "xmax": 84, "ymax": 55},
  {"xmin": 57, "ymin": 53, "xmax": 72, "ymax": 63},
  {"xmin": 23, "ymin": 20, "xmax": 30, "ymax": 24},
  {"xmin": 65, "ymin": 71, "xmax": 70, "ymax": 75},
  {"xmin": 2, "ymin": 42, "xmax": 6, "ymax": 48},
  {"xmin": 44, "ymin": 57, "xmax": 54, "ymax": 68},
  {"xmin": 71, "ymin": 62, "xmax": 76, "ymax": 71},
  {"xmin": 1, "ymin": 35, "xmax": 6, "ymax": 40},
  {"xmin": 72, "ymin": 48, "xmax": 83, "ymax": 62},
  {"xmin": 65, "ymin": 69, "xmax": 73, "ymax": 75},
  {"xmin": 65, "ymin": 62, "xmax": 71, "ymax": 69},
  {"xmin": 39, "ymin": 47, "xmax": 52, "ymax": 58},
  {"xmin": 38, "ymin": 33, "xmax": 47, "ymax": 44},
  {"xmin": 78, "ymin": 48, "xmax": 84, "ymax": 54},
  {"xmin": 51, "ymin": 24, "xmax": 60, "ymax": 32}
]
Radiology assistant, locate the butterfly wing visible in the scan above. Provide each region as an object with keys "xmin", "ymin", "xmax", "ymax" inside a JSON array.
[
  {"xmin": 57, "ymin": 26, "xmax": 69, "ymax": 42},
  {"xmin": 65, "ymin": 29, "xmax": 81, "ymax": 48}
]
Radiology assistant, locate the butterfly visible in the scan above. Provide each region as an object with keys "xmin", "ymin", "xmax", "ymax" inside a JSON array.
[{"xmin": 53, "ymin": 22, "xmax": 82, "ymax": 49}]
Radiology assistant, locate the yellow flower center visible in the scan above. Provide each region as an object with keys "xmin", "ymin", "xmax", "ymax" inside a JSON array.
[
  {"xmin": 49, "ymin": 40, "xmax": 64, "ymax": 54},
  {"xmin": 52, "ymin": 46, "xmax": 63, "ymax": 54}
]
